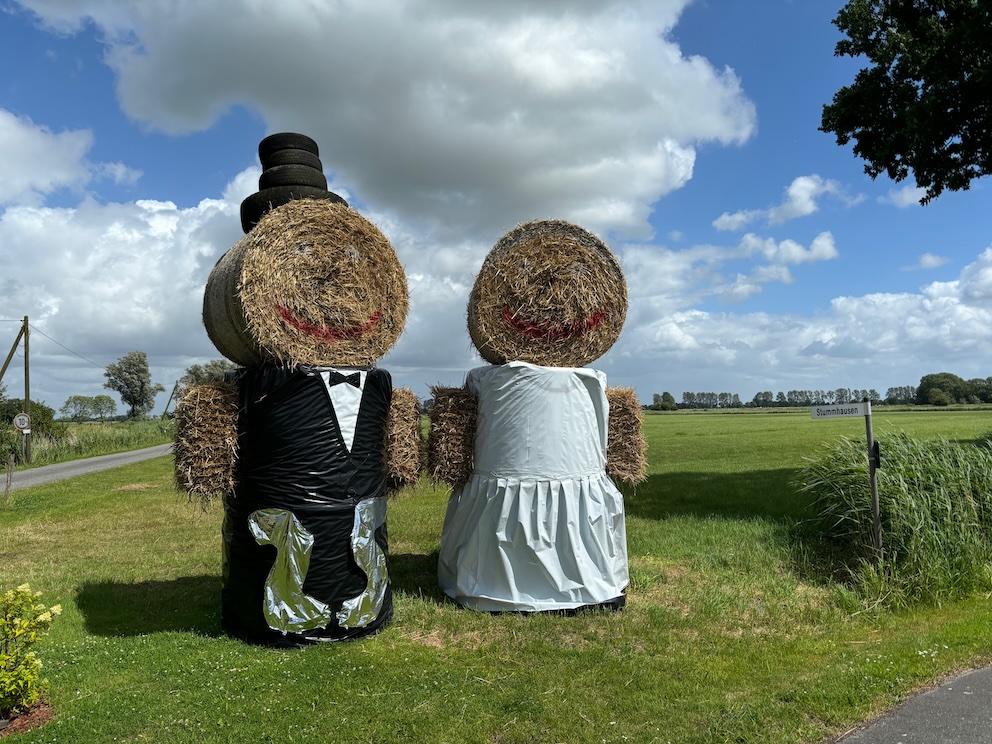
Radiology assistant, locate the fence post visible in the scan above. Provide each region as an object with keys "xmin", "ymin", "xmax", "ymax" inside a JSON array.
[{"xmin": 3, "ymin": 453, "xmax": 13, "ymax": 507}]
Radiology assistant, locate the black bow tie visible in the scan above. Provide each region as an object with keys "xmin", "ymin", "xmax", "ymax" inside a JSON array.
[{"xmin": 328, "ymin": 371, "xmax": 361, "ymax": 388}]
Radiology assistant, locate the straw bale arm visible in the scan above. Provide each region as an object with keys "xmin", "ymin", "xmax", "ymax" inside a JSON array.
[
  {"xmin": 173, "ymin": 382, "xmax": 240, "ymax": 508},
  {"xmin": 385, "ymin": 387, "xmax": 423, "ymax": 491},
  {"xmin": 605, "ymin": 386, "xmax": 647, "ymax": 486},
  {"xmin": 426, "ymin": 385, "xmax": 478, "ymax": 489}
]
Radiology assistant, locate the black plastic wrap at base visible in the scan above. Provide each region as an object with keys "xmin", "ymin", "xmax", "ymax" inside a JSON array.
[{"xmin": 221, "ymin": 365, "xmax": 394, "ymax": 646}]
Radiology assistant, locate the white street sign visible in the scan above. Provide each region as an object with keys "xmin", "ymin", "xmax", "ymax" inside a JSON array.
[
  {"xmin": 811, "ymin": 402, "xmax": 869, "ymax": 420},
  {"xmin": 12, "ymin": 412, "xmax": 30, "ymax": 430}
]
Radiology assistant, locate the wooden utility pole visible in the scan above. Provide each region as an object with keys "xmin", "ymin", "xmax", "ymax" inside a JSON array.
[
  {"xmin": 0, "ymin": 316, "xmax": 26, "ymax": 385},
  {"xmin": 0, "ymin": 317, "xmax": 31, "ymax": 464},
  {"xmin": 23, "ymin": 316, "xmax": 30, "ymax": 464}
]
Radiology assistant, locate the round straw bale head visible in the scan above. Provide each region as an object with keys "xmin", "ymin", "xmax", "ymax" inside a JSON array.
[
  {"xmin": 468, "ymin": 220, "xmax": 627, "ymax": 367},
  {"xmin": 203, "ymin": 199, "xmax": 408, "ymax": 367}
]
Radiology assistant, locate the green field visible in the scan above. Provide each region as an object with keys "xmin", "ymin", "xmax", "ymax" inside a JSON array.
[{"xmin": 3, "ymin": 408, "xmax": 992, "ymax": 743}]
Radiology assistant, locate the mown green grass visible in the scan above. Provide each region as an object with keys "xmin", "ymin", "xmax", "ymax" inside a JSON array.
[{"xmin": 3, "ymin": 409, "xmax": 992, "ymax": 742}]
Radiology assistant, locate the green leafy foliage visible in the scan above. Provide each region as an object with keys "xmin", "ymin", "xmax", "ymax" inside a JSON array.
[
  {"xmin": 0, "ymin": 399, "xmax": 68, "ymax": 463},
  {"xmin": 58, "ymin": 395, "xmax": 119, "ymax": 422},
  {"xmin": 178, "ymin": 359, "xmax": 237, "ymax": 389},
  {"xmin": 104, "ymin": 351, "xmax": 166, "ymax": 420},
  {"xmin": 916, "ymin": 372, "xmax": 992, "ymax": 405},
  {"xmin": 821, "ymin": 0, "xmax": 992, "ymax": 203},
  {"xmin": 796, "ymin": 432, "xmax": 992, "ymax": 607},
  {"xmin": 0, "ymin": 584, "xmax": 61, "ymax": 716}
]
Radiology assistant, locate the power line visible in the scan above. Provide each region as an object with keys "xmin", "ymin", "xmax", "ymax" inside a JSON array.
[{"xmin": 27, "ymin": 324, "xmax": 106, "ymax": 369}]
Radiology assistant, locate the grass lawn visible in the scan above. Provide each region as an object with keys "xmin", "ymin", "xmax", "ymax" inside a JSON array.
[{"xmin": 2, "ymin": 408, "xmax": 992, "ymax": 742}]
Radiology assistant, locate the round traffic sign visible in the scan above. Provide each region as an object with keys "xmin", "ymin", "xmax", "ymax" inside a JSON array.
[{"xmin": 12, "ymin": 412, "xmax": 30, "ymax": 430}]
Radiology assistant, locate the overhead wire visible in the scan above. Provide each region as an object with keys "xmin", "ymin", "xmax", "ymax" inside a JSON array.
[{"xmin": 27, "ymin": 324, "xmax": 106, "ymax": 369}]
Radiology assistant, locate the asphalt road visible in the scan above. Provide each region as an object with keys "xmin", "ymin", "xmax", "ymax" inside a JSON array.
[
  {"xmin": 835, "ymin": 666, "xmax": 992, "ymax": 743},
  {"xmin": 3, "ymin": 443, "xmax": 173, "ymax": 492}
]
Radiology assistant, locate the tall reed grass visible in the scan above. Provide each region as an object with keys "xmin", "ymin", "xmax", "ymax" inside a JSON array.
[
  {"xmin": 796, "ymin": 431, "xmax": 992, "ymax": 608},
  {"xmin": 23, "ymin": 420, "xmax": 173, "ymax": 467}
]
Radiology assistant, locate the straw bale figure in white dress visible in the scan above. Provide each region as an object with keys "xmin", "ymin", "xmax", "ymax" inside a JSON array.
[{"xmin": 428, "ymin": 220, "xmax": 646, "ymax": 612}]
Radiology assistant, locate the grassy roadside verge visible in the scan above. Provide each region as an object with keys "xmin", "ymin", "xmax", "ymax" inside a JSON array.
[
  {"xmin": 2, "ymin": 410, "xmax": 992, "ymax": 742},
  {"xmin": 9, "ymin": 420, "xmax": 173, "ymax": 469}
]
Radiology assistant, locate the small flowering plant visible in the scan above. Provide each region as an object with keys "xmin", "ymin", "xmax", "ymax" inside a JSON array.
[{"xmin": 1, "ymin": 584, "xmax": 61, "ymax": 716}]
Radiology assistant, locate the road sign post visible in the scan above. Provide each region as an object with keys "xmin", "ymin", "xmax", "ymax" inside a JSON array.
[{"xmin": 811, "ymin": 401, "xmax": 882, "ymax": 556}]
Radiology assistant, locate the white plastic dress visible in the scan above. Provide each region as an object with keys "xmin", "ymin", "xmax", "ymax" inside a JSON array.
[{"xmin": 437, "ymin": 361, "xmax": 629, "ymax": 612}]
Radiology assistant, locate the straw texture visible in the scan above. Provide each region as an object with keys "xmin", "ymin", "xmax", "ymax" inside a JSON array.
[
  {"xmin": 385, "ymin": 386, "xmax": 423, "ymax": 491},
  {"xmin": 173, "ymin": 382, "xmax": 240, "ymax": 507},
  {"xmin": 204, "ymin": 199, "xmax": 408, "ymax": 368},
  {"xmin": 605, "ymin": 386, "xmax": 647, "ymax": 485},
  {"xmin": 468, "ymin": 220, "xmax": 627, "ymax": 367},
  {"xmin": 426, "ymin": 385, "xmax": 478, "ymax": 488}
]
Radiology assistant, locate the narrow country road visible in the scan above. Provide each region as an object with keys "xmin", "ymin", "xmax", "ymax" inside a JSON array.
[{"xmin": 4, "ymin": 444, "xmax": 173, "ymax": 493}]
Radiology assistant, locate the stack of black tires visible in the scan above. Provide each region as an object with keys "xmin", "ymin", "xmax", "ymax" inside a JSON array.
[{"xmin": 240, "ymin": 132, "xmax": 347, "ymax": 233}]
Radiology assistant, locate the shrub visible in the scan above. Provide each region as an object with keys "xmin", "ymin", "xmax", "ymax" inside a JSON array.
[
  {"xmin": 0, "ymin": 584, "xmax": 61, "ymax": 716},
  {"xmin": 795, "ymin": 432, "xmax": 992, "ymax": 608}
]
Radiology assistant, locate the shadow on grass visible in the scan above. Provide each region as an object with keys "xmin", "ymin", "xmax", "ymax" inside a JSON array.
[
  {"xmin": 390, "ymin": 551, "xmax": 447, "ymax": 604},
  {"xmin": 625, "ymin": 470, "xmax": 847, "ymax": 587},
  {"xmin": 77, "ymin": 555, "xmax": 449, "ymax": 637},
  {"xmin": 77, "ymin": 575, "xmax": 222, "ymax": 637},
  {"xmin": 625, "ymin": 469, "xmax": 813, "ymax": 522}
]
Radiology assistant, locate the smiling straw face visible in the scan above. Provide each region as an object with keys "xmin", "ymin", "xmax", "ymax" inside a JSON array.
[
  {"xmin": 204, "ymin": 199, "xmax": 408, "ymax": 368},
  {"xmin": 467, "ymin": 220, "xmax": 627, "ymax": 367}
]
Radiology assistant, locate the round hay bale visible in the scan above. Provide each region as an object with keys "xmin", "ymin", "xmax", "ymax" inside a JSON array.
[
  {"xmin": 468, "ymin": 220, "xmax": 627, "ymax": 367},
  {"xmin": 204, "ymin": 199, "xmax": 408, "ymax": 368}
]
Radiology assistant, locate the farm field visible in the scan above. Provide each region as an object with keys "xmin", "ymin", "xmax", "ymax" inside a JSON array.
[{"xmin": 2, "ymin": 408, "xmax": 992, "ymax": 743}]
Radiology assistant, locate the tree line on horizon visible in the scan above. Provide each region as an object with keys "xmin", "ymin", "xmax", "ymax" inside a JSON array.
[{"xmin": 647, "ymin": 373, "xmax": 992, "ymax": 411}]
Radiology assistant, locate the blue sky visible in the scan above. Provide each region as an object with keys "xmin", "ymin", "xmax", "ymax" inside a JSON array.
[{"xmin": 1, "ymin": 0, "xmax": 990, "ymax": 416}]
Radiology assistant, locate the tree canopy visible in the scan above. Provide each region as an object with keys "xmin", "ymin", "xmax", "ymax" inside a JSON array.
[
  {"xmin": 179, "ymin": 359, "xmax": 237, "ymax": 389},
  {"xmin": 0, "ymin": 398, "xmax": 59, "ymax": 436},
  {"xmin": 58, "ymin": 394, "xmax": 118, "ymax": 422},
  {"xmin": 820, "ymin": 0, "xmax": 992, "ymax": 203},
  {"xmin": 103, "ymin": 351, "xmax": 165, "ymax": 419},
  {"xmin": 916, "ymin": 372, "xmax": 992, "ymax": 405}
]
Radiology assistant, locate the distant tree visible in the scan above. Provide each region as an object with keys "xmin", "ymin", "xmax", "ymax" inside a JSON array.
[
  {"xmin": 751, "ymin": 391, "xmax": 773, "ymax": 408},
  {"xmin": 884, "ymin": 385, "xmax": 917, "ymax": 404},
  {"xmin": 916, "ymin": 372, "xmax": 969, "ymax": 405},
  {"xmin": 59, "ymin": 395, "xmax": 95, "ymax": 422},
  {"xmin": 927, "ymin": 388, "xmax": 953, "ymax": 406},
  {"xmin": 104, "ymin": 351, "xmax": 165, "ymax": 419},
  {"xmin": 179, "ymin": 359, "xmax": 238, "ymax": 389},
  {"xmin": 92, "ymin": 395, "xmax": 117, "ymax": 421},
  {"xmin": 821, "ymin": 0, "xmax": 992, "ymax": 204},
  {"xmin": 967, "ymin": 378, "xmax": 992, "ymax": 403}
]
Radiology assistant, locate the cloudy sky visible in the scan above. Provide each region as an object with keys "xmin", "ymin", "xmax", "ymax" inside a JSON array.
[{"xmin": 1, "ymin": 0, "xmax": 990, "ymax": 416}]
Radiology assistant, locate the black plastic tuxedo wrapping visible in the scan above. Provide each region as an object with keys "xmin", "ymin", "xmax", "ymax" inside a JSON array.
[{"xmin": 221, "ymin": 365, "xmax": 393, "ymax": 646}]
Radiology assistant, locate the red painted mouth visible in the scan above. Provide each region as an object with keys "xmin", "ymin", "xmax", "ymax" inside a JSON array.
[
  {"xmin": 277, "ymin": 306, "xmax": 382, "ymax": 341},
  {"xmin": 502, "ymin": 308, "xmax": 607, "ymax": 340}
]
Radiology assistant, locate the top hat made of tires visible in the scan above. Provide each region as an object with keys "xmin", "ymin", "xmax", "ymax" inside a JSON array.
[{"xmin": 240, "ymin": 132, "xmax": 348, "ymax": 233}]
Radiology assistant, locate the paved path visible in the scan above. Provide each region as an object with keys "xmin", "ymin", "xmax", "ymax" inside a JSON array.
[
  {"xmin": 3, "ymin": 444, "xmax": 172, "ymax": 492},
  {"xmin": 833, "ymin": 666, "xmax": 992, "ymax": 743}
]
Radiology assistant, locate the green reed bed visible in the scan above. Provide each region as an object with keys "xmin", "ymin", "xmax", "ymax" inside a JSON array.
[{"xmin": 796, "ymin": 431, "xmax": 992, "ymax": 608}]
